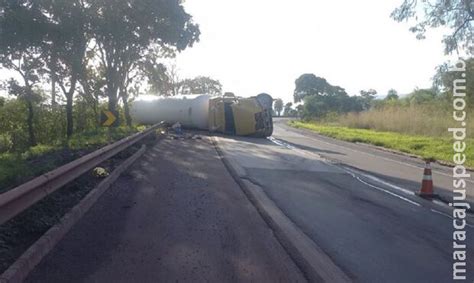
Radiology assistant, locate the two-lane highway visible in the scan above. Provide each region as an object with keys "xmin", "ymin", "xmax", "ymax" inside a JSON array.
[
  {"xmin": 23, "ymin": 119, "xmax": 474, "ymax": 282},
  {"xmin": 216, "ymin": 118, "xmax": 474, "ymax": 282},
  {"xmin": 273, "ymin": 118, "xmax": 474, "ymax": 205}
]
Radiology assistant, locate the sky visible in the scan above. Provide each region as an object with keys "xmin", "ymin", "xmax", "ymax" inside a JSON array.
[{"xmin": 175, "ymin": 0, "xmax": 453, "ymax": 103}]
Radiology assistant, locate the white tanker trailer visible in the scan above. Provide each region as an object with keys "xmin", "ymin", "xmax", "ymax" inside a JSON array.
[{"xmin": 130, "ymin": 93, "xmax": 273, "ymax": 137}]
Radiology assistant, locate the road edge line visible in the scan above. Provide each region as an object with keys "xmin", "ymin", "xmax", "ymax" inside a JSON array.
[
  {"xmin": 285, "ymin": 121, "xmax": 474, "ymax": 172},
  {"xmin": 210, "ymin": 136, "xmax": 351, "ymax": 283},
  {"xmin": 0, "ymin": 145, "xmax": 147, "ymax": 283}
]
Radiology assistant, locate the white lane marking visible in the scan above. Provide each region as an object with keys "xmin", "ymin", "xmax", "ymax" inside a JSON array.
[
  {"xmin": 269, "ymin": 136, "xmax": 421, "ymax": 207},
  {"xmin": 269, "ymin": 136, "xmax": 474, "ymax": 223},
  {"xmin": 432, "ymin": 199, "xmax": 448, "ymax": 207},
  {"xmin": 268, "ymin": 136, "xmax": 296, "ymax": 150},
  {"xmin": 431, "ymin": 208, "xmax": 452, "ymax": 218},
  {"xmin": 431, "ymin": 209, "xmax": 474, "ymax": 229},
  {"xmin": 342, "ymin": 167, "xmax": 415, "ymax": 196},
  {"xmin": 277, "ymin": 126, "xmax": 474, "ymax": 184},
  {"xmin": 345, "ymin": 170, "xmax": 421, "ymax": 207}
]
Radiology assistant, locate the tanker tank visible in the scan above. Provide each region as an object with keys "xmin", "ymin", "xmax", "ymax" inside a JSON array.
[
  {"xmin": 130, "ymin": 93, "xmax": 273, "ymax": 137},
  {"xmin": 130, "ymin": 94, "xmax": 210, "ymax": 129}
]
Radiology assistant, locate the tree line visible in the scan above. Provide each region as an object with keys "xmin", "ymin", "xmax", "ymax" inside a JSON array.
[
  {"xmin": 273, "ymin": 57, "xmax": 473, "ymax": 119},
  {"xmin": 0, "ymin": 1, "xmax": 226, "ymax": 154}
]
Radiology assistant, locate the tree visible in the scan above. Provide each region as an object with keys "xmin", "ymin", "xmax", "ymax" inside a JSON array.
[
  {"xmin": 294, "ymin": 74, "xmax": 346, "ymax": 103},
  {"xmin": 1, "ymin": 0, "xmax": 90, "ymax": 139},
  {"xmin": 142, "ymin": 58, "xmax": 172, "ymax": 96},
  {"xmin": 434, "ymin": 58, "xmax": 474, "ymax": 106},
  {"xmin": 273, "ymin": 99, "xmax": 283, "ymax": 116},
  {"xmin": 295, "ymin": 104, "xmax": 304, "ymax": 117},
  {"xmin": 166, "ymin": 62, "xmax": 182, "ymax": 96},
  {"xmin": 359, "ymin": 89, "xmax": 377, "ymax": 110},
  {"xmin": 180, "ymin": 76, "xmax": 222, "ymax": 95},
  {"xmin": 294, "ymin": 73, "xmax": 363, "ymax": 118},
  {"xmin": 391, "ymin": 0, "xmax": 474, "ymax": 54},
  {"xmin": 90, "ymin": 0, "xmax": 200, "ymax": 116},
  {"xmin": 284, "ymin": 102, "xmax": 293, "ymax": 116},
  {"xmin": 45, "ymin": 0, "xmax": 89, "ymax": 138},
  {"xmin": 0, "ymin": 0, "xmax": 51, "ymax": 146},
  {"xmin": 407, "ymin": 88, "xmax": 438, "ymax": 105},
  {"xmin": 385, "ymin": 89, "xmax": 399, "ymax": 100}
]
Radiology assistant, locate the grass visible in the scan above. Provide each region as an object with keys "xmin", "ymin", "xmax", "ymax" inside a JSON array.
[
  {"xmin": 333, "ymin": 105, "xmax": 474, "ymax": 138},
  {"xmin": 0, "ymin": 126, "xmax": 143, "ymax": 192},
  {"xmin": 290, "ymin": 120, "xmax": 474, "ymax": 168}
]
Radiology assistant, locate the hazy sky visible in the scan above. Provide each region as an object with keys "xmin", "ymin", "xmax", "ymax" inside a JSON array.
[{"xmin": 175, "ymin": 0, "xmax": 453, "ymax": 102}]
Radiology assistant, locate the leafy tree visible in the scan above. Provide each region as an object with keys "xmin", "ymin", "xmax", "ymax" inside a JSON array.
[
  {"xmin": 386, "ymin": 89, "xmax": 399, "ymax": 100},
  {"xmin": 45, "ymin": 0, "xmax": 89, "ymax": 138},
  {"xmin": 142, "ymin": 58, "xmax": 172, "ymax": 96},
  {"xmin": 284, "ymin": 102, "xmax": 293, "ymax": 116},
  {"xmin": 294, "ymin": 74, "xmax": 346, "ymax": 103},
  {"xmin": 359, "ymin": 89, "xmax": 377, "ymax": 110},
  {"xmin": 407, "ymin": 88, "xmax": 438, "ymax": 105},
  {"xmin": 391, "ymin": 0, "xmax": 474, "ymax": 54},
  {"xmin": 180, "ymin": 76, "xmax": 222, "ymax": 95},
  {"xmin": 295, "ymin": 104, "xmax": 304, "ymax": 117},
  {"xmin": 294, "ymin": 73, "xmax": 364, "ymax": 118},
  {"xmin": 434, "ymin": 58, "xmax": 474, "ymax": 106},
  {"xmin": 90, "ymin": 0, "xmax": 200, "ymax": 115},
  {"xmin": 1, "ymin": 0, "xmax": 90, "ymax": 139},
  {"xmin": 0, "ymin": 0, "xmax": 52, "ymax": 146},
  {"xmin": 273, "ymin": 98, "xmax": 283, "ymax": 116}
]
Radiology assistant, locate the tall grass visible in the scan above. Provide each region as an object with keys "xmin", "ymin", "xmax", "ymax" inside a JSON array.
[{"xmin": 333, "ymin": 104, "xmax": 473, "ymax": 138}]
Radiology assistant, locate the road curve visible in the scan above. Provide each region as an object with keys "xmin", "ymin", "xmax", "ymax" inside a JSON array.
[{"xmin": 215, "ymin": 118, "xmax": 474, "ymax": 282}]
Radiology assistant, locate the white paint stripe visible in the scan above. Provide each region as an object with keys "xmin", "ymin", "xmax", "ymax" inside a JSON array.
[
  {"xmin": 271, "ymin": 133, "xmax": 474, "ymax": 227},
  {"xmin": 343, "ymin": 166, "xmax": 415, "ymax": 196},
  {"xmin": 345, "ymin": 171, "xmax": 421, "ymax": 207},
  {"xmin": 268, "ymin": 136, "xmax": 296, "ymax": 150},
  {"xmin": 270, "ymin": 136, "xmax": 420, "ymax": 206},
  {"xmin": 431, "ymin": 208, "xmax": 452, "ymax": 218},
  {"xmin": 279, "ymin": 127, "xmax": 474, "ymax": 184},
  {"xmin": 431, "ymin": 209, "xmax": 474, "ymax": 229}
]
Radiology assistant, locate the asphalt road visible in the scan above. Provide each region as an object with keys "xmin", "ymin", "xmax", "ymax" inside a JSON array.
[
  {"xmin": 215, "ymin": 118, "xmax": 474, "ymax": 282},
  {"xmin": 26, "ymin": 137, "xmax": 305, "ymax": 282},
  {"xmin": 274, "ymin": 118, "xmax": 474, "ymax": 205}
]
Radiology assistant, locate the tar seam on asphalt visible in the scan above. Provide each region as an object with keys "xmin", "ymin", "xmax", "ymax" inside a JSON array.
[
  {"xmin": 281, "ymin": 127, "xmax": 474, "ymax": 184},
  {"xmin": 267, "ymin": 136, "xmax": 474, "ymax": 228}
]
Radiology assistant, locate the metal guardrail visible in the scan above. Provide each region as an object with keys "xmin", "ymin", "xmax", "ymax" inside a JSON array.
[{"xmin": 0, "ymin": 122, "xmax": 164, "ymax": 225}]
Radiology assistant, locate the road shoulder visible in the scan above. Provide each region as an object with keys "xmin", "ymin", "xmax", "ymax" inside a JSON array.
[
  {"xmin": 26, "ymin": 136, "xmax": 305, "ymax": 282},
  {"xmin": 212, "ymin": 135, "xmax": 351, "ymax": 283}
]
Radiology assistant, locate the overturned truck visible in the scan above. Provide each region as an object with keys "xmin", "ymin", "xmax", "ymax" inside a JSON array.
[{"xmin": 130, "ymin": 93, "xmax": 273, "ymax": 138}]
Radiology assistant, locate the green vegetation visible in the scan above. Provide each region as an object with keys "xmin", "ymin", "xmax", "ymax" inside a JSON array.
[
  {"xmin": 335, "ymin": 105, "xmax": 474, "ymax": 138},
  {"xmin": 0, "ymin": 126, "xmax": 142, "ymax": 192},
  {"xmin": 0, "ymin": 1, "xmax": 215, "ymax": 190},
  {"xmin": 284, "ymin": 60, "xmax": 473, "ymax": 167},
  {"xmin": 277, "ymin": 58, "xmax": 473, "ymax": 168},
  {"xmin": 391, "ymin": 0, "xmax": 473, "ymax": 55},
  {"xmin": 290, "ymin": 120, "xmax": 474, "ymax": 168},
  {"xmin": 273, "ymin": 98, "xmax": 283, "ymax": 116}
]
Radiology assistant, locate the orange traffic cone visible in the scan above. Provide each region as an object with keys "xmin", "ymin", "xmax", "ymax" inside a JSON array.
[{"xmin": 418, "ymin": 161, "xmax": 436, "ymax": 198}]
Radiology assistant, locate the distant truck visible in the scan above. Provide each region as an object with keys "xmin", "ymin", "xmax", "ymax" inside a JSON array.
[{"xmin": 130, "ymin": 93, "xmax": 273, "ymax": 138}]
